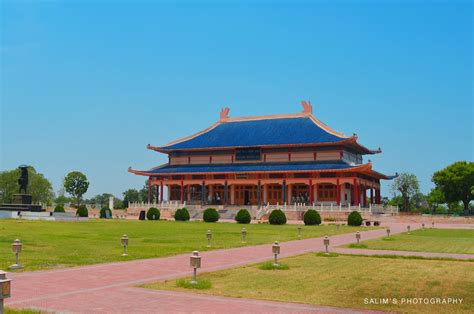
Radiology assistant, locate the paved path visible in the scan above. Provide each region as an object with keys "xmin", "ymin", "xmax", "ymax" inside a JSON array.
[{"xmin": 4, "ymin": 223, "xmax": 467, "ymax": 313}]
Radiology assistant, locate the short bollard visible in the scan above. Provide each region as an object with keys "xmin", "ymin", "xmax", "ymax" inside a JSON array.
[
  {"xmin": 432, "ymin": 222, "xmax": 435, "ymax": 228},
  {"xmin": 297, "ymin": 226, "xmax": 302, "ymax": 238},
  {"xmin": 356, "ymin": 231, "xmax": 361, "ymax": 244},
  {"xmin": 386, "ymin": 228, "xmax": 390, "ymax": 238},
  {"xmin": 241, "ymin": 228, "xmax": 247, "ymax": 243},
  {"xmin": 9, "ymin": 239, "xmax": 22, "ymax": 270},
  {"xmin": 272, "ymin": 241, "xmax": 280, "ymax": 266},
  {"xmin": 206, "ymin": 230, "xmax": 212, "ymax": 247},
  {"xmin": 323, "ymin": 236, "xmax": 330, "ymax": 254},
  {"xmin": 121, "ymin": 234, "xmax": 129, "ymax": 256},
  {"xmin": 407, "ymin": 225, "xmax": 411, "ymax": 234},
  {"xmin": 422, "ymin": 223, "xmax": 425, "ymax": 229},
  {"xmin": 0, "ymin": 270, "xmax": 12, "ymax": 313},
  {"xmin": 190, "ymin": 251, "xmax": 201, "ymax": 284}
]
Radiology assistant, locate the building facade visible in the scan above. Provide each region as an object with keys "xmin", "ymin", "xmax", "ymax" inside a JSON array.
[{"xmin": 129, "ymin": 101, "xmax": 395, "ymax": 207}]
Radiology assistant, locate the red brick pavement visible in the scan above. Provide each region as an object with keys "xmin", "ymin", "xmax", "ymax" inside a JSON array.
[{"xmin": 4, "ymin": 223, "xmax": 468, "ymax": 313}]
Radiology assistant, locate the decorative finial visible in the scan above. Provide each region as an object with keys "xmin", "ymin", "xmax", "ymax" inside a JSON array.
[
  {"xmin": 301, "ymin": 100, "xmax": 312, "ymax": 114},
  {"xmin": 220, "ymin": 107, "xmax": 230, "ymax": 121}
]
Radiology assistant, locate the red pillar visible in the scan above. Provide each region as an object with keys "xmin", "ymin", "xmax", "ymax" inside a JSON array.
[
  {"xmin": 353, "ymin": 178, "xmax": 359, "ymax": 206},
  {"xmin": 180, "ymin": 180, "xmax": 184, "ymax": 203},
  {"xmin": 336, "ymin": 178, "xmax": 340, "ymax": 205},
  {"xmin": 309, "ymin": 179, "xmax": 313, "ymax": 204},
  {"xmin": 363, "ymin": 183, "xmax": 367, "ymax": 207},
  {"xmin": 160, "ymin": 181, "xmax": 164, "ymax": 202},
  {"xmin": 148, "ymin": 178, "xmax": 152, "ymax": 203}
]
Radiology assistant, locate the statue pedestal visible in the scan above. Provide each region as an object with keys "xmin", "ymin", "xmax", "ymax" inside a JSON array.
[{"xmin": 0, "ymin": 194, "xmax": 44, "ymax": 212}]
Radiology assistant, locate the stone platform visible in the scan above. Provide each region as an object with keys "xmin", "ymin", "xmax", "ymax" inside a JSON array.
[{"xmin": 0, "ymin": 193, "xmax": 44, "ymax": 212}]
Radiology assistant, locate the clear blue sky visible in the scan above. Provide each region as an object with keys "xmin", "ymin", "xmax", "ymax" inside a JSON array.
[{"xmin": 1, "ymin": 0, "xmax": 472, "ymax": 199}]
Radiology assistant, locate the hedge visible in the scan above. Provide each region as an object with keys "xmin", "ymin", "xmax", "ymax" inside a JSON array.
[
  {"xmin": 54, "ymin": 205, "xmax": 65, "ymax": 213},
  {"xmin": 203, "ymin": 208, "xmax": 219, "ymax": 222},
  {"xmin": 174, "ymin": 207, "xmax": 190, "ymax": 221},
  {"xmin": 147, "ymin": 207, "xmax": 161, "ymax": 220},
  {"xmin": 347, "ymin": 211, "xmax": 363, "ymax": 226},
  {"xmin": 76, "ymin": 205, "xmax": 88, "ymax": 217},
  {"xmin": 303, "ymin": 209, "xmax": 321, "ymax": 225},
  {"xmin": 269, "ymin": 209, "xmax": 287, "ymax": 225},
  {"xmin": 234, "ymin": 209, "xmax": 251, "ymax": 224},
  {"xmin": 100, "ymin": 206, "xmax": 112, "ymax": 218}
]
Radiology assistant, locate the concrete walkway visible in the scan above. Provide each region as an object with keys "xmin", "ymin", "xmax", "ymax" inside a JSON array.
[{"xmin": 4, "ymin": 223, "xmax": 467, "ymax": 313}]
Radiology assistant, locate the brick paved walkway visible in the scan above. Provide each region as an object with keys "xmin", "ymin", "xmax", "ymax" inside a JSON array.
[{"xmin": 4, "ymin": 223, "xmax": 470, "ymax": 313}]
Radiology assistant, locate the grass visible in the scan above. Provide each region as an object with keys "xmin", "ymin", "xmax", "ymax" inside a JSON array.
[
  {"xmin": 5, "ymin": 308, "xmax": 43, "ymax": 314},
  {"xmin": 258, "ymin": 261, "xmax": 290, "ymax": 270},
  {"xmin": 176, "ymin": 278, "xmax": 212, "ymax": 289},
  {"xmin": 0, "ymin": 219, "xmax": 371, "ymax": 271},
  {"xmin": 144, "ymin": 253, "xmax": 474, "ymax": 313},
  {"xmin": 346, "ymin": 228, "xmax": 474, "ymax": 254}
]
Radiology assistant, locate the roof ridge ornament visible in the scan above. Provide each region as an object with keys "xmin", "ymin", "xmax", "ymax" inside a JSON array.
[
  {"xmin": 220, "ymin": 107, "xmax": 230, "ymax": 121},
  {"xmin": 301, "ymin": 100, "xmax": 312, "ymax": 115}
]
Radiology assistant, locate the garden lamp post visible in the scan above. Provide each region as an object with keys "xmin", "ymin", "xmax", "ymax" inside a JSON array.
[
  {"xmin": 121, "ymin": 234, "xmax": 129, "ymax": 256},
  {"xmin": 241, "ymin": 228, "xmax": 247, "ymax": 243},
  {"xmin": 0, "ymin": 271, "xmax": 12, "ymax": 314},
  {"xmin": 272, "ymin": 241, "xmax": 280, "ymax": 266},
  {"xmin": 407, "ymin": 225, "xmax": 411, "ymax": 234},
  {"xmin": 356, "ymin": 231, "xmax": 361, "ymax": 244},
  {"xmin": 206, "ymin": 230, "xmax": 212, "ymax": 247},
  {"xmin": 323, "ymin": 236, "xmax": 330, "ymax": 254},
  {"xmin": 190, "ymin": 251, "xmax": 201, "ymax": 284},
  {"xmin": 386, "ymin": 228, "xmax": 390, "ymax": 238},
  {"xmin": 9, "ymin": 239, "xmax": 22, "ymax": 270},
  {"xmin": 297, "ymin": 226, "xmax": 302, "ymax": 239}
]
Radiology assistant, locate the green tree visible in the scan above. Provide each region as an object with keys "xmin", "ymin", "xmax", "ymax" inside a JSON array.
[
  {"xmin": 0, "ymin": 167, "xmax": 54, "ymax": 205},
  {"xmin": 432, "ymin": 161, "xmax": 474, "ymax": 215},
  {"xmin": 391, "ymin": 173, "xmax": 420, "ymax": 211},
  {"xmin": 123, "ymin": 189, "xmax": 141, "ymax": 207},
  {"xmin": 427, "ymin": 188, "xmax": 446, "ymax": 213},
  {"xmin": 64, "ymin": 171, "xmax": 89, "ymax": 205}
]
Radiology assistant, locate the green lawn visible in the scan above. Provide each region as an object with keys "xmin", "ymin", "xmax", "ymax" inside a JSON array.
[
  {"xmin": 144, "ymin": 253, "xmax": 474, "ymax": 313},
  {"xmin": 0, "ymin": 219, "xmax": 368, "ymax": 271},
  {"xmin": 345, "ymin": 228, "xmax": 474, "ymax": 254}
]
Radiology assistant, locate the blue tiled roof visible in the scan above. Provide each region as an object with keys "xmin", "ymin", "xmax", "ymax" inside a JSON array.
[
  {"xmin": 146, "ymin": 161, "xmax": 355, "ymax": 174},
  {"xmin": 162, "ymin": 117, "xmax": 346, "ymax": 150}
]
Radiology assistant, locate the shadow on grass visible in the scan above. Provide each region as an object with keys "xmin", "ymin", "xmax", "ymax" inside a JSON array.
[
  {"xmin": 258, "ymin": 261, "xmax": 290, "ymax": 270},
  {"xmin": 315, "ymin": 252, "xmax": 340, "ymax": 257},
  {"xmin": 347, "ymin": 243, "xmax": 368, "ymax": 249},
  {"xmin": 176, "ymin": 278, "xmax": 212, "ymax": 290}
]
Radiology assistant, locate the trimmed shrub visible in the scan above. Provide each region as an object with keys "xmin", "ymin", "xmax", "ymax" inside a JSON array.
[
  {"xmin": 303, "ymin": 209, "xmax": 321, "ymax": 225},
  {"xmin": 54, "ymin": 205, "xmax": 65, "ymax": 213},
  {"xmin": 347, "ymin": 211, "xmax": 363, "ymax": 226},
  {"xmin": 174, "ymin": 207, "xmax": 190, "ymax": 221},
  {"xmin": 268, "ymin": 209, "xmax": 287, "ymax": 225},
  {"xmin": 147, "ymin": 207, "xmax": 160, "ymax": 220},
  {"xmin": 234, "ymin": 209, "xmax": 251, "ymax": 224},
  {"xmin": 203, "ymin": 208, "xmax": 219, "ymax": 222},
  {"xmin": 76, "ymin": 205, "xmax": 88, "ymax": 217},
  {"xmin": 100, "ymin": 206, "xmax": 112, "ymax": 218}
]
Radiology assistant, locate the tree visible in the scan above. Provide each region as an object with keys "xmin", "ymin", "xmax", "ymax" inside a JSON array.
[
  {"xmin": 427, "ymin": 188, "xmax": 446, "ymax": 214},
  {"xmin": 139, "ymin": 180, "xmax": 157, "ymax": 203},
  {"xmin": 432, "ymin": 161, "xmax": 474, "ymax": 215},
  {"xmin": 64, "ymin": 171, "xmax": 89, "ymax": 205},
  {"xmin": 391, "ymin": 173, "xmax": 420, "ymax": 211},
  {"xmin": 0, "ymin": 167, "xmax": 54, "ymax": 205},
  {"xmin": 123, "ymin": 189, "xmax": 141, "ymax": 207}
]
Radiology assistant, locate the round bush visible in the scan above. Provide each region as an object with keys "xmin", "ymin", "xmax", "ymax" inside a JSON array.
[
  {"xmin": 303, "ymin": 209, "xmax": 321, "ymax": 225},
  {"xmin": 174, "ymin": 207, "xmax": 190, "ymax": 221},
  {"xmin": 347, "ymin": 211, "xmax": 363, "ymax": 226},
  {"xmin": 203, "ymin": 208, "xmax": 219, "ymax": 223},
  {"xmin": 76, "ymin": 205, "xmax": 88, "ymax": 217},
  {"xmin": 235, "ymin": 209, "xmax": 251, "ymax": 224},
  {"xmin": 100, "ymin": 206, "xmax": 112, "ymax": 218},
  {"xmin": 147, "ymin": 207, "xmax": 160, "ymax": 220},
  {"xmin": 54, "ymin": 205, "xmax": 65, "ymax": 213},
  {"xmin": 268, "ymin": 209, "xmax": 287, "ymax": 225}
]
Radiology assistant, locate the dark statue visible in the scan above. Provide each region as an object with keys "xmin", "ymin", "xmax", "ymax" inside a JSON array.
[{"xmin": 18, "ymin": 165, "xmax": 29, "ymax": 194}]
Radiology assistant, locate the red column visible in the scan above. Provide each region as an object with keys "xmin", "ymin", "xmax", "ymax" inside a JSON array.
[
  {"xmin": 363, "ymin": 183, "xmax": 367, "ymax": 207},
  {"xmin": 180, "ymin": 180, "xmax": 184, "ymax": 203},
  {"xmin": 148, "ymin": 178, "xmax": 152, "ymax": 203},
  {"xmin": 309, "ymin": 179, "xmax": 313, "ymax": 204},
  {"xmin": 336, "ymin": 178, "xmax": 340, "ymax": 205},
  {"xmin": 160, "ymin": 181, "xmax": 164, "ymax": 202},
  {"xmin": 353, "ymin": 178, "xmax": 359, "ymax": 206}
]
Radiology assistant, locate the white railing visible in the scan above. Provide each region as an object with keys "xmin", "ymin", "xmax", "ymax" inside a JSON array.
[{"xmin": 128, "ymin": 201, "xmax": 187, "ymax": 210}]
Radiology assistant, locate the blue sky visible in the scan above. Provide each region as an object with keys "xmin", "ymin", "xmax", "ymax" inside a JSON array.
[{"xmin": 1, "ymin": 0, "xmax": 472, "ymax": 199}]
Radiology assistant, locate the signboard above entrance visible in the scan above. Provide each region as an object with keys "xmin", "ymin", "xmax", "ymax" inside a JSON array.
[{"xmin": 236, "ymin": 148, "xmax": 261, "ymax": 161}]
